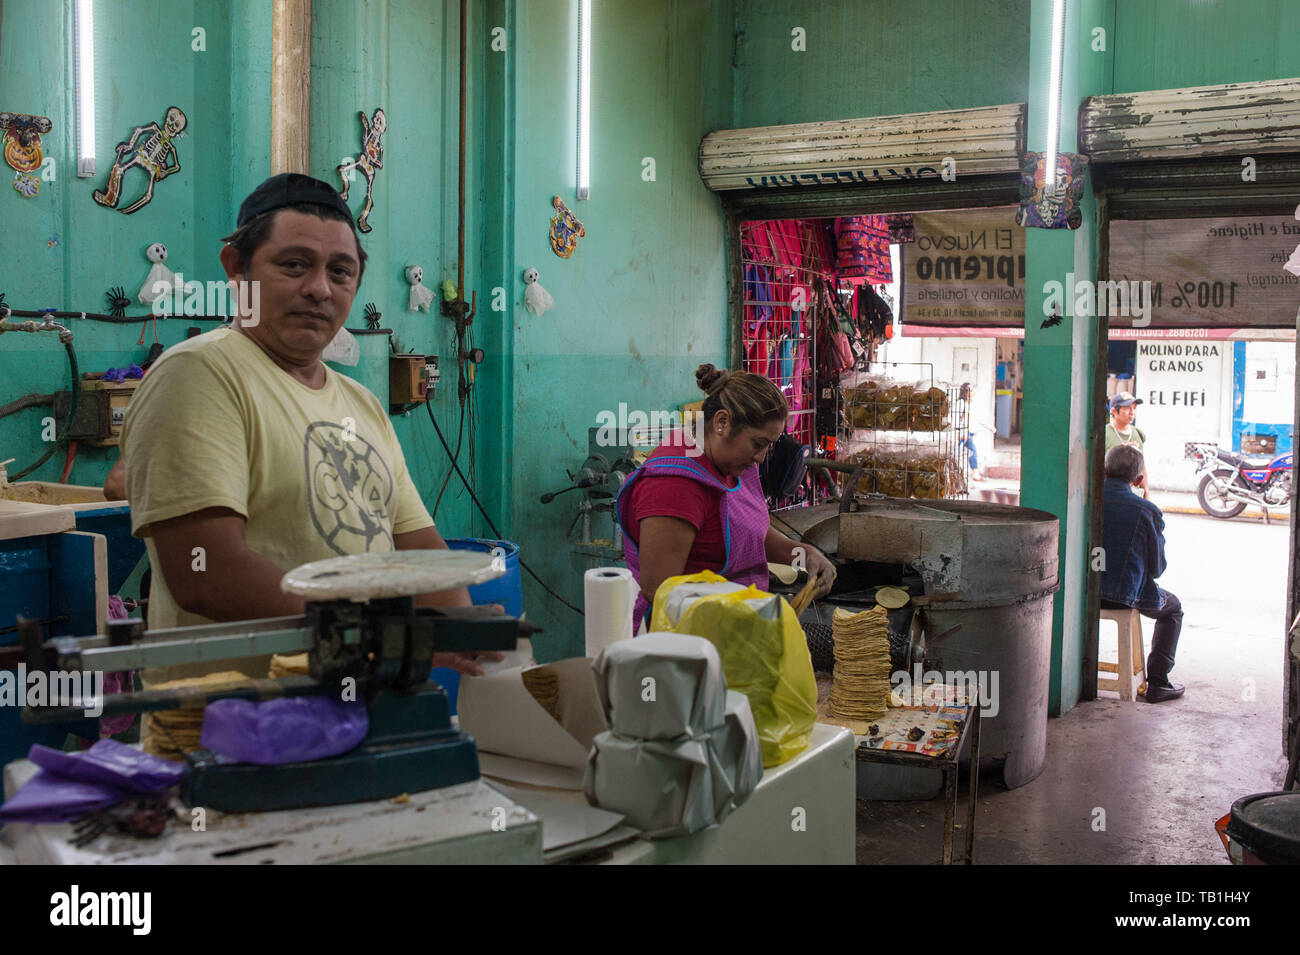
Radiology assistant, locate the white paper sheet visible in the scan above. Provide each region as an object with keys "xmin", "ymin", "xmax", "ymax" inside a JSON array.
[
  {"xmin": 487, "ymin": 781, "xmax": 626, "ymax": 852},
  {"xmin": 457, "ymin": 658, "xmax": 608, "ymax": 789},
  {"xmin": 478, "ymin": 753, "xmax": 585, "ymax": 790}
]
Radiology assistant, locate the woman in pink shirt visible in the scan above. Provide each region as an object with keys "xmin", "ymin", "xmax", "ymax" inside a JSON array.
[{"xmin": 616, "ymin": 363, "xmax": 836, "ymax": 631}]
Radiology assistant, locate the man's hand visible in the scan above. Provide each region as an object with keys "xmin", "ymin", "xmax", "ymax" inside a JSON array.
[
  {"xmin": 433, "ymin": 651, "xmax": 504, "ymax": 677},
  {"xmin": 430, "ymin": 603, "xmax": 510, "ymax": 675}
]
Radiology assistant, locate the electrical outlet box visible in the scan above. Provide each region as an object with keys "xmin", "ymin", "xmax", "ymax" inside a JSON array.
[
  {"xmin": 54, "ymin": 378, "xmax": 141, "ymax": 446},
  {"xmin": 389, "ymin": 354, "xmax": 429, "ymax": 411},
  {"xmin": 425, "ymin": 355, "xmax": 439, "ymax": 391}
]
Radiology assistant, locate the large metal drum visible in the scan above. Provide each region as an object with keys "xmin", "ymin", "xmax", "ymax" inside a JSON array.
[{"xmin": 836, "ymin": 499, "xmax": 1060, "ymax": 790}]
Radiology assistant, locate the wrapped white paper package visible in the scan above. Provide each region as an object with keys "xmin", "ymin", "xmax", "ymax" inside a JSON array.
[
  {"xmin": 658, "ymin": 578, "xmax": 746, "ymax": 628},
  {"xmin": 591, "ymin": 633, "xmax": 725, "ymax": 740},
  {"xmin": 583, "ymin": 691, "xmax": 762, "ymax": 837},
  {"xmin": 710, "ymin": 690, "xmax": 763, "ymax": 822},
  {"xmin": 583, "ymin": 732, "xmax": 719, "ymax": 838}
]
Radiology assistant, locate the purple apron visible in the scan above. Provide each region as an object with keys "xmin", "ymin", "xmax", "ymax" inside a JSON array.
[{"xmin": 616, "ymin": 444, "xmax": 770, "ymax": 632}]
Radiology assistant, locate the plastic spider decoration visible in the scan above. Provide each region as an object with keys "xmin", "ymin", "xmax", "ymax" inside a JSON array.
[
  {"xmin": 70, "ymin": 795, "xmax": 175, "ymax": 848},
  {"xmin": 364, "ymin": 302, "xmax": 382, "ymax": 330},
  {"xmin": 106, "ymin": 286, "xmax": 131, "ymax": 318}
]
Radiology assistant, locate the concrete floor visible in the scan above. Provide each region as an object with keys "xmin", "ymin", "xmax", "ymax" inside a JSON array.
[{"xmin": 855, "ymin": 510, "xmax": 1293, "ymax": 864}]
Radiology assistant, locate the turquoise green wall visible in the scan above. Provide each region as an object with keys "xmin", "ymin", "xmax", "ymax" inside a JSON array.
[
  {"xmin": 1020, "ymin": 0, "xmax": 1108, "ymax": 715},
  {"xmin": 1112, "ymin": 0, "xmax": 1300, "ymax": 92},
  {"xmin": 733, "ymin": 0, "xmax": 1030, "ymax": 126},
  {"xmin": 307, "ymin": 0, "xmax": 495, "ymax": 541},
  {"xmin": 504, "ymin": 0, "xmax": 735, "ymax": 659},
  {"xmin": 1, "ymin": 0, "xmax": 263, "ymax": 488}
]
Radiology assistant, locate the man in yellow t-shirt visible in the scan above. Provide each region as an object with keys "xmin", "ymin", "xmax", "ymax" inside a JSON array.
[{"xmin": 121, "ymin": 173, "xmax": 501, "ymax": 682}]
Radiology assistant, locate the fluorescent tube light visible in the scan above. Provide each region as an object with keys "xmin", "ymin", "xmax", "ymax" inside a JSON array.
[
  {"xmin": 1044, "ymin": 0, "xmax": 1065, "ymax": 192},
  {"xmin": 75, "ymin": 0, "xmax": 96, "ymax": 178},
  {"xmin": 577, "ymin": 0, "xmax": 591, "ymax": 200}
]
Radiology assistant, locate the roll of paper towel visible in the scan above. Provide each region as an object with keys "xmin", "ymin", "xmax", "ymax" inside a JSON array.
[{"xmin": 584, "ymin": 567, "xmax": 637, "ymax": 657}]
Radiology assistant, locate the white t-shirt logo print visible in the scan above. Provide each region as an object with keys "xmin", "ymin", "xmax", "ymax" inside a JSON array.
[{"xmin": 304, "ymin": 421, "xmax": 396, "ymax": 554}]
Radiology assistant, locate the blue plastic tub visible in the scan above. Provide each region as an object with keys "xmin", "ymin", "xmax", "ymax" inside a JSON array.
[
  {"xmin": 431, "ymin": 539, "xmax": 523, "ymax": 714},
  {"xmin": 0, "ymin": 537, "xmax": 52, "ymax": 646}
]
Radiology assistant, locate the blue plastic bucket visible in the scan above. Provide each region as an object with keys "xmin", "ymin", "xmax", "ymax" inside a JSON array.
[
  {"xmin": 431, "ymin": 539, "xmax": 523, "ymax": 713},
  {"xmin": 0, "ymin": 538, "xmax": 52, "ymax": 646}
]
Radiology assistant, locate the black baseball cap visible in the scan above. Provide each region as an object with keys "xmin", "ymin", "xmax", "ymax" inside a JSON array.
[{"xmin": 236, "ymin": 173, "xmax": 356, "ymax": 229}]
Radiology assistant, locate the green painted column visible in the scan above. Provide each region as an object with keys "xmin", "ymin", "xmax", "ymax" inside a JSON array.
[{"xmin": 1021, "ymin": 0, "xmax": 1112, "ymax": 715}]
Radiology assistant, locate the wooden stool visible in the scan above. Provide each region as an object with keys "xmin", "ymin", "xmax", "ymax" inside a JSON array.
[{"xmin": 1099, "ymin": 608, "xmax": 1146, "ymax": 701}]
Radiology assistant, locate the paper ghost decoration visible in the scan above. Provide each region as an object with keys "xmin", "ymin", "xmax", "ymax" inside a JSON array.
[
  {"xmin": 138, "ymin": 242, "xmax": 184, "ymax": 307},
  {"xmin": 406, "ymin": 265, "xmax": 434, "ymax": 312},
  {"xmin": 522, "ymin": 267, "xmax": 554, "ymax": 315}
]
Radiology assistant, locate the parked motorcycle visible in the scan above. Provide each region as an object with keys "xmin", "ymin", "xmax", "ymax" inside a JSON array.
[{"xmin": 1186, "ymin": 441, "xmax": 1293, "ymax": 519}]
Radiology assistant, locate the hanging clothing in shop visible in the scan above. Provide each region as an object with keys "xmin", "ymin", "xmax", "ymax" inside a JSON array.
[
  {"xmin": 885, "ymin": 214, "xmax": 915, "ymax": 244},
  {"xmin": 743, "ymin": 262, "xmax": 776, "ymax": 379},
  {"xmin": 815, "ymin": 279, "xmax": 855, "ymax": 383},
  {"xmin": 834, "ymin": 215, "xmax": 892, "ymax": 284},
  {"xmin": 857, "ymin": 284, "xmax": 894, "ymax": 342}
]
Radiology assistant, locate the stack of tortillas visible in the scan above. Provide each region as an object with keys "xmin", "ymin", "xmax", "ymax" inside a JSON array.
[
  {"xmin": 521, "ymin": 666, "xmax": 562, "ymax": 722},
  {"xmin": 142, "ymin": 670, "xmax": 254, "ymax": 761},
  {"xmin": 269, "ymin": 653, "xmax": 310, "ymax": 678},
  {"xmin": 819, "ymin": 606, "xmax": 893, "ymax": 733}
]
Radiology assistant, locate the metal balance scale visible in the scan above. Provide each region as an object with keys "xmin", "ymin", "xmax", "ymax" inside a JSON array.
[{"xmin": 17, "ymin": 550, "xmax": 532, "ymax": 812}]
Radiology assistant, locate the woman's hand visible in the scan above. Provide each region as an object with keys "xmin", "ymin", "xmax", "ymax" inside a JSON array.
[{"xmin": 798, "ymin": 545, "xmax": 837, "ymax": 597}]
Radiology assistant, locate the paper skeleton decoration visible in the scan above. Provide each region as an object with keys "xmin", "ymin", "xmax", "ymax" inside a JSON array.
[
  {"xmin": 93, "ymin": 107, "xmax": 188, "ymax": 215},
  {"xmin": 1016, "ymin": 150, "xmax": 1088, "ymax": 230},
  {"xmin": 405, "ymin": 265, "xmax": 434, "ymax": 312},
  {"xmin": 336, "ymin": 108, "xmax": 386, "ymax": 234},
  {"xmin": 549, "ymin": 196, "xmax": 585, "ymax": 258},
  {"xmin": 1, "ymin": 112, "xmax": 53, "ymax": 198},
  {"xmin": 522, "ymin": 267, "xmax": 555, "ymax": 315}
]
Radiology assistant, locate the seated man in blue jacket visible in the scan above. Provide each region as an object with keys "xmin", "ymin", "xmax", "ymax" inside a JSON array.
[{"xmin": 1100, "ymin": 444, "xmax": 1184, "ymax": 703}]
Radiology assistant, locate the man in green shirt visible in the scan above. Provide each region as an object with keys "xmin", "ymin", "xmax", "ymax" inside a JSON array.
[{"xmin": 1105, "ymin": 392, "xmax": 1149, "ymax": 498}]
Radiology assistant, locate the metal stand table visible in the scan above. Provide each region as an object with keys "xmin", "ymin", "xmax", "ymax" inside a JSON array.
[{"xmin": 853, "ymin": 701, "xmax": 981, "ymax": 864}]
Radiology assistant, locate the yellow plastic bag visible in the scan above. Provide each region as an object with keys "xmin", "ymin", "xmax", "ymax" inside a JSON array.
[{"xmin": 650, "ymin": 571, "xmax": 817, "ymax": 767}]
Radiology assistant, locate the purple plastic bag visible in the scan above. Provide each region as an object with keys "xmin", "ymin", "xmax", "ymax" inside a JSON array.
[
  {"xmin": 28, "ymin": 740, "xmax": 182, "ymax": 794},
  {"xmin": 0, "ymin": 770, "xmax": 122, "ymax": 823},
  {"xmin": 199, "ymin": 696, "xmax": 368, "ymax": 766}
]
